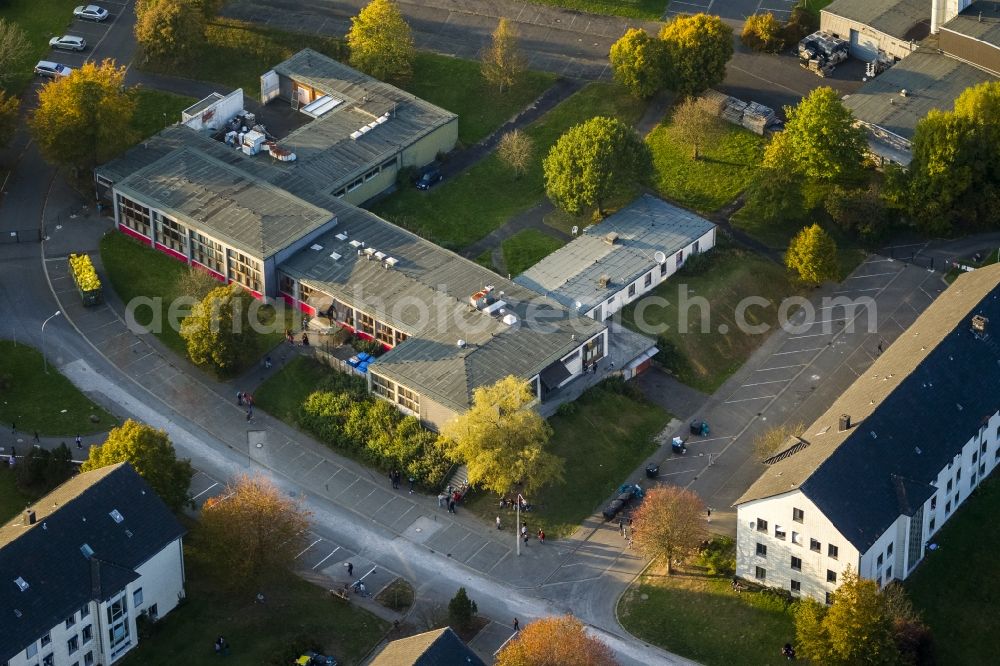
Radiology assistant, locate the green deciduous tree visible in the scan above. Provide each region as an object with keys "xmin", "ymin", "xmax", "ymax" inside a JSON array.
[
  {"xmin": 180, "ymin": 283, "xmax": 257, "ymax": 373},
  {"xmin": 497, "ymin": 615, "xmax": 618, "ymax": 666},
  {"xmin": 785, "ymin": 223, "xmax": 839, "ymax": 285},
  {"xmin": 659, "ymin": 14, "xmax": 733, "ymax": 97},
  {"xmin": 741, "ymin": 13, "xmax": 784, "ymax": 52},
  {"xmin": 609, "ymin": 28, "xmax": 666, "ymax": 99},
  {"xmin": 542, "ymin": 116, "xmax": 651, "ymax": 216},
  {"xmin": 29, "ymin": 59, "xmax": 137, "ymax": 173},
  {"xmin": 481, "ymin": 17, "xmax": 525, "ymax": 93},
  {"xmin": 669, "ymin": 96, "xmax": 723, "ymax": 160},
  {"xmin": 447, "ymin": 587, "xmax": 478, "ymax": 632},
  {"xmin": 439, "ymin": 375, "xmax": 563, "ymax": 497},
  {"xmin": 0, "ymin": 18, "xmax": 30, "ymax": 84},
  {"xmin": 763, "ymin": 87, "xmax": 867, "ymax": 183},
  {"xmin": 497, "ymin": 129, "xmax": 534, "ymax": 178},
  {"xmin": 81, "ymin": 419, "xmax": 194, "ymax": 511},
  {"xmin": 200, "ymin": 474, "xmax": 311, "ymax": 590},
  {"xmin": 135, "ymin": 0, "xmax": 206, "ymax": 66},
  {"xmin": 631, "ymin": 486, "xmax": 706, "ymax": 574},
  {"xmin": 346, "ymin": 0, "xmax": 414, "ymax": 82},
  {"xmin": 742, "ymin": 168, "xmax": 808, "ymax": 229},
  {"xmin": 0, "ymin": 90, "xmax": 19, "ymax": 149},
  {"xmin": 825, "ymin": 184, "xmax": 890, "ymax": 241},
  {"xmin": 15, "ymin": 444, "xmax": 74, "ymax": 494}
]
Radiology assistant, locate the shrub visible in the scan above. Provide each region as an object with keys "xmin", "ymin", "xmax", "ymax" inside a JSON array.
[
  {"xmin": 741, "ymin": 13, "xmax": 785, "ymax": 53},
  {"xmin": 654, "ymin": 336, "xmax": 691, "ymax": 378},
  {"xmin": 15, "ymin": 444, "xmax": 74, "ymax": 494},
  {"xmin": 695, "ymin": 536, "xmax": 736, "ymax": 575},
  {"xmin": 678, "ymin": 250, "xmax": 712, "ymax": 277},
  {"xmin": 555, "ymin": 401, "xmax": 578, "ymax": 417},
  {"xmin": 351, "ymin": 337, "xmax": 385, "ymax": 357},
  {"xmin": 783, "ymin": 5, "xmax": 818, "ymax": 47},
  {"xmin": 594, "ymin": 375, "xmax": 643, "ymax": 400}
]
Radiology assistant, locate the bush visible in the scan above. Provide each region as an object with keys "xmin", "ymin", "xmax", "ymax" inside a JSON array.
[
  {"xmin": 824, "ymin": 185, "xmax": 891, "ymax": 242},
  {"xmin": 695, "ymin": 536, "xmax": 736, "ymax": 576},
  {"xmin": 678, "ymin": 250, "xmax": 713, "ymax": 277},
  {"xmin": 448, "ymin": 587, "xmax": 478, "ymax": 633},
  {"xmin": 593, "ymin": 375, "xmax": 643, "ymax": 400},
  {"xmin": 783, "ymin": 5, "xmax": 818, "ymax": 47},
  {"xmin": 741, "ymin": 13, "xmax": 785, "ymax": 53},
  {"xmin": 15, "ymin": 444, "xmax": 75, "ymax": 494},
  {"xmin": 351, "ymin": 337, "xmax": 385, "ymax": 357},
  {"xmin": 654, "ymin": 337, "xmax": 691, "ymax": 378},
  {"xmin": 555, "ymin": 401, "xmax": 579, "ymax": 417}
]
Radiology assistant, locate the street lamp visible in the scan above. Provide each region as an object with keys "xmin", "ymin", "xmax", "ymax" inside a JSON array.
[
  {"xmin": 41, "ymin": 311, "xmax": 61, "ymax": 374},
  {"xmin": 515, "ymin": 493, "xmax": 527, "ymax": 557}
]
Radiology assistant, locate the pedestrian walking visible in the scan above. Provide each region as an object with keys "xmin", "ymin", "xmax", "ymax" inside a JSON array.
[
  {"xmin": 627, "ymin": 535, "xmax": 633, "ymax": 549},
  {"xmin": 10, "ymin": 422, "xmax": 15, "ymax": 434},
  {"xmin": 496, "ymin": 516, "xmax": 502, "ymax": 530},
  {"xmin": 75, "ymin": 435, "xmax": 82, "ymax": 449},
  {"xmin": 347, "ymin": 562, "xmax": 354, "ymax": 577},
  {"xmin": 618, "ymin": 517, "xmax": 625, "ymax": 537},
  {"xmin": 537, "ymin": 529, "xmax": 545, "ymax": 543},
  {"xmin": 264, "ymin": 356, "xmax": 272, "ymax": 369},
  {"xmin": 237, "ymin": 391, "xmax": 244, "ymax": 406},
  {"xmin": 245, "ymin": 393, "xmax": 253, "ymax": 407},
  {"xmin": 448, "ymin": 500, "xmax": 456, "ymax": 514},
  {"xmin": 408, "ymin": 476, "xmax": 415, "ymax": 493},
  {"xmin": 246, "ymin": 408, "xmax": 253, "ymax": 422},
  {"xmin": 521, "ymin": 524, "xmax": 528, "ymax": 546},
  {"xmin": 33, "ymin": 431, "xmax": 39, "ymax": 443},
  {"xmin": 513, "ymin": 618, "xmax": 519, "ymax": 632},
  {"xmin": 707, "ymin": 507, "xmax": 712, "ymax": 523}
]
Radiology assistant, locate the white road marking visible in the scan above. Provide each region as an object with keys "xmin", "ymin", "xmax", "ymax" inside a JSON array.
[
  {"xmin": 741, "ymin": 378, "xmax": 790, "ymax": 388},
  {"xmin": 772, "ymin": 346, "xmax": 827, "ymax": 355},
  {"xmin": 847, "ymin": 272, "xmax": 897, "ymax": 279},
  {"xmin": 312, "ymin": 546, "xmax": 341, "ymax": 570},
  {"xmin": 295, "ymin": 539, "xmax": 322, "ymax": 560},
  {"xmin": 756, "ymin": 363, "xmax": 805, "ymax": 372},
  {"xmin": 191, "ymin": 482, "xmax": 219, "ymax": 500},
  {"xmin": 724, "ymin": 394, "xmax": 776, "ymax": 404}
]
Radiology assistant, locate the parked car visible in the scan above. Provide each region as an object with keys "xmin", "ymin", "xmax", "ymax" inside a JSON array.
[
  {"xmin": 413, "ymin": 164, "xmax": 443, "ymax": 190},
  {"xmin": 73, "ymin": 5, "xmax": 109, "ymax": 21},
  {"xmin": 34, "ymin": 61, "xmax": 74, "ymax": 79},
  {"xmin": 49, "ymin": 35, "xmax": 87, "ymax": 51}
]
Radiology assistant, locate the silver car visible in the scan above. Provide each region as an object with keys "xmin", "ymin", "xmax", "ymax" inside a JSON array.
[
  {"xmin": 49, "ymin": 35, "xmax": 87, "ymax": 51},
  {"xmin": 35, "ymin": 61, "xmax": 74, "ymax": 79},
  {"xmin": 73, "ymin": 5, "xmax": 109, "ymax": 21}
]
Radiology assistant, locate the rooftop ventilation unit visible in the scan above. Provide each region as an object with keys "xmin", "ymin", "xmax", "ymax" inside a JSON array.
[
  {"xmin": 350, "ymin": 130, "xmax": 363, "ymax": 140},
  {"xmin": 384, "ymin": 257, "xmax": 398, "ymax": 268},
  {"xmin": 374, "ymin": 251, "xmax": 386, "ymax": 261},
  {"xmin": 335, "ymin": 233, "xmax": 349, "ymax": 241},
  {"xmin": 457, "ymin": 339, "xmax": 467, "ymax": 348},
  {"xmin": 310, "ymin": 244, "xmax": 323, "ymax": 251},
  {"xmin": 604, "ymin": 232, "xmax": 619, "ymax": 245},
  {"xmin": 376, "ymin": 114, "xmax": 389, "ymax": 124},
  {"xmin": 972, "ymin": 314, "xmax": 988, "ymax": 336},
  {"xmin": 329, "ymin": 252, "xmax": 342, "ymax": 261},
  {"xmin": 363, "ymin": 247, "xmax": 377, "ymax": 259},
  {"xmin": 838, "ymin": 414, "xmax": 851, "ymax": 432},
  {"xmin": 349, "ymin": 240, "xmax": 363, "ymax": 248},
  {"xmin": 23, "ymin": 510, "xmax": 36, "ymax": 526},
  {"xmin": 502, "ymin": 313, "xmax": 518, "ymax": 326},
  {"xmin": 598, "ymin": 274, "xmax": 611, "ymax": 289},
  {"xmin": 80, "ymin": 543, "xmax": 94, "ymax": 559}
]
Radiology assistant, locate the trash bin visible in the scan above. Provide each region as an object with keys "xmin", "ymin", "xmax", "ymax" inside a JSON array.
[{"xmin": 645, "ymin": 464, "xmax": 659, "ymax": 478}]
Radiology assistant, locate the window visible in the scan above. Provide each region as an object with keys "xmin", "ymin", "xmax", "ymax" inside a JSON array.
[
  {"xmin": 755, "ymin": 566, "xmax": 766, "ymax": 580},
  {"xmin": 792, "ymin": 507, "xmax": 804, "ymax": 523},
  {"xmin": 957, "ymin": 468, "xmax": 962, "ymax": 481},
  {"xmin": 359, "ymin": 312, "xmax": 375, "ymax": 336},
  {"xmin": 347, "ymin": 176, "xmax": 364, "ymax": 192},
  {"xmin": 982, "ymin": 440, "xmax": 989, "ymax": 455},
  {"xmin": 363, "ymin": 167, "xmax": 379, "ymax": 182},
  {"xmin": 790, "ymin": 579, "xmax": 801, "ymax": 593},
  {"xmin": 827, "ymin": 570, "xmax": 837, "ymax": 583},
  {"xmin": 810, "ymin": 538, "xmax": 821, "ymax": 552},
  {"xmin": 148, "ymin": 604, "xmax": 158, "ymax": 621},
  {"xmin": 156, "ymin": 215, "xmax": 187, "ymax": 254},
  {"xmin": 66, "ymin": 611, "xmax": 76, "ymax": 628},
  {"xmin": 980, "ymin": 463, "xmax": 986, "ymax": 477},
  {"xmin": 885, "ymin": 566, "xmax": 892, "ymax": 580},
  {"xmin": 930, "ymin": 495, "xmax": 937, "ymax": 510},
  {"xmin": 877, "ymin": 553, "xmax": 884, "ymax": 566},
  {"xmin": 191, "ymin": 232, "xmax": 224, "ymax": 275},
  {"xmin": 107, "ymin": 592, "xmax": 132, "ymax": 658},
  {"xmin": 828, "ymin": 544, "xmax": 839, "ymax": 559},
  {"xmin": 381, "ymin": 159, "xmax": 396, "ymax": 170},
  {"xmin": 973, "ymin": 450, "xmax": 979, "ymax": 463},
  {"xmin": 333, "ymin": 188, "xmax": 346, "ymax": 198},
  {"xmin": 68, "ymin": 635, "xmax": 79, "ymax": 654},
  {"xmin": 582, "ymin": 335, "xmax": 605, "ymax": 366},
  {"xmin": 84, "ymin": 652, "xmax": 94, "ymax": 666},
  {"xmin": 133, "ymin": 588, "xmax": 143, "ymax": 607},
  {"xmin": 887, "ymin": 542, "xmax": 893, "ymax": 557},
  {"xmin": 791, "ymin": 556, "xmax": 802, "ymax": 571},
  {"xmin": 41, "ymin": 632, "xmax": 51, "ymax": 647},
  {"xmin": 929, "ymin": 517, "xmax": 936, "ymax": 532},
  {"xmin": 42, "ymin": 654, "xmax": 54, "ymax": 666},
  {"xmin": 627, "ymin": 283, "xmax": 636, "ymax": 298},
  {"xmin": 756, "ymin": 542, "xmax": 767, "ymax": 557},
  {"xmin": 774, "ymin": 526, "xmax": 786, "ymax": 540},
  {"xmin": 117, "ymin": 195, "xmax": 151, "ymax": 237},
  {"xmin": 644, "ymin": 272, "xmax": 652, "ymax": 288},
  {"xmin": 825, "ymin": 591, "xmax": 833, "ymax": 605},
  {"xmin": 791, "ymin": 531, "xmax": 801, "ymax": 545},
  {"xmin": 396, "ymin": 385, "xmax": 419, "ymax": 414},
  {"xmin": 80, "ymin": 604, "xmax": 90, "ymax": 619},
  {"xmin": 371, "ymin": 374, "xmax": 394, "ymax": 400},
  {"xmin": 660, "ymin": 262, "xmax": 667, "ymax": 277},
  {"xmin": 756, "ymin": 518, "xmax": 768, "ymax": 533},
  {"xmin": 228, "ymin": 249, "xmax": 262, "ymax": 292},
  {"xmin": 945, "ymin": 501, "xmax": 951, "ymax": 515},
  {"xmin": 946, "ymin": 479, "xmax": 953, "ymax": 492},
  {"xmin": 82, "ymin": 625, "xmax": 92, "ymax": 643},
  {"xmin": 675, "ymin": 250, "xmax": 684, "ymax": 267},
  {"xmin": 26, "ymin": 643, "xmax": 37, "ymax": 659},
  {"xmin": 693, "ymin": 240, "xmax": 700, "ymax": 254}
]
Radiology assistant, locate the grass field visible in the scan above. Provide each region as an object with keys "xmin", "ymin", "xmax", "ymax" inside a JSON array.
[
  {"xmin": 99, "ymin": 232, "xmax": 286, "ymax": 376},
  {"xmin": 252, "ymin": 356, "xmax": 331, "ymax": 425},
  {"xmin": 372, "ymin": 82, "xmax": 648, "ymax": 250},
  {"xmin": 907, "ymin": 474, "xmax": 1000, "ymax": 665},
  {"xmin": 620, "ymin": 247, "xmax": 800, "ymax": 393},
  {"xmin": 464, "ymin": 383, "xmax": 669, "ymax": 538},
  {"xmin": 648, "ymin": 121, "xmax": 765, "ymax": 214},
  {"xmin": 0, "ymin": 0, "xmax": 79, "ymax": 94},
  {"xmin": 131, "ymin": 89, "xmax": 197, "ymax": 140},
  {"xmin": 0, "ymin": 468, "xmax": 35, "ymax": 523},
  {"xmin": 122, "ymin": 522, "xmax": 388, "ymax": 666},
  {"xmin": 501, "ymin": 229, "xmax": 564, "ymax": 276},
  {"xmin": 619, "ymin": 560, "xmax": 797, "ymax": 666},
  {"xmin": 528, "ymin": 0, "xmax": 667, "ymax": 19},
  {"xmin": 0, "ymin": 340, "xmax": 116, "ymax": 436}
]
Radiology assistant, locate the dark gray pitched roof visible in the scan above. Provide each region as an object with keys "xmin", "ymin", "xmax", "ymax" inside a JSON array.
[
  {"xmin": 736, "ymin": 265, "xmax": 1000, "ymax": 552},
  {"xmin": 0, "ymin": 463, "xmax": 186, "ymax": 662},
  {"xmin": 369, "ymin": 627, "xmax": 485, "ymax": 666}
]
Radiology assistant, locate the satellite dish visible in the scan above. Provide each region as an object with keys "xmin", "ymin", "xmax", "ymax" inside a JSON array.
[
  {"xmin": 654, "ymin": 251, "xmax": 667, "ymax": 264},
  {"xmin": 574, "ymin": 301, "xmax": 583, "ymax": 309}
]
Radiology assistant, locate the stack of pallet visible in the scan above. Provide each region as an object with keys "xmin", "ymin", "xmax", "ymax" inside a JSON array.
[
  {"xmin": 742, "ymin": 101, "xmax": 775, "ymax": 135},
  {"xmin": 721, "ymin": 98, "xmax": 747, "ymax": 124}
]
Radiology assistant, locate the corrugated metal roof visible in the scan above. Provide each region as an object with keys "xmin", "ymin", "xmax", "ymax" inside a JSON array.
[
  {"xmin": 736, "ymin": 264, "xmax": 1000, "ymax": 552},
  {"xmin": 115, "ymin": 147, "xmax": 334, "ymax": 258},
  {"xmin": 941, "ymin": 0, "xmax": 1000, "ymax": 45},
  {"xmin": 843, "ymin": 48, "xmax": 997, "ymax": 141},
  {"xmin": 514, "ymin": 194, "xmax": 716, "ymax": 312},
  {"xmin": 822, "ymin": 0, "xmax": 930, "ymax": 40},
  {"xmin": 280, "ymin": 202, "xmax": 606, "ymax": 413}
]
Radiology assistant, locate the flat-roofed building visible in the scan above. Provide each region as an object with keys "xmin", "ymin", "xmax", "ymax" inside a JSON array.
[{"xmin": 821, "ymin": 0, "xmax": 930, "ymax": 60}]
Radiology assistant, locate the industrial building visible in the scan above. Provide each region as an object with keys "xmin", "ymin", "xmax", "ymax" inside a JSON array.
[
  {"xmin": 820, "ymin": 0, "xmax": 929, "ymax": 61},
  {"xmin": 734, "ymin": 265, "xmax": 1000, "ymax": 602}
]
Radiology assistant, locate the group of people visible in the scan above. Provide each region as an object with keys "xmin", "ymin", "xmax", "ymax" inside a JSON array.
[
  {"xmin": 236, "ymin": 391, "xmax": 255, "ymax": 422},
  {"xmin": 517, "ymin": 521, "xmax": 544, "ymax": 545},
  {"xmin": 437, "ymin": 484, "xmax": 467, "ymax": 513},
  {"xmin": 285, "ymin": 329, "xmax": 309, "ymax": 346},
  {"xmin": 388, "ymin": 469, "xmax": 415, "ymax": 493},
  {"xmin": 213, "ymin": 636, "xmax": 230, "ymax": 656},
  {"xmin": 498, "ymin": 496, "xmax": 531, "ymax": 512}
]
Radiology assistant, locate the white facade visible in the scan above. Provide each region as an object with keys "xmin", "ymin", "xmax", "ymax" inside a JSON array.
[
  {"xmin": 586, "ymin": 227, "xmax": 716, "ymax": 321},
  {"xmin": 7, "ymin": 538, "xmax": 185, "ymax": 666},
  {"xmin": 932, "ymin": 0, "xmax": 973, "ymax": 33},
  {"xmin": 820, "ymin": 11, "xmax": 920, "ymax": 61}
]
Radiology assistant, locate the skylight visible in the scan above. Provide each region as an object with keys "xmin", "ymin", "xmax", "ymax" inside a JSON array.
[
  {"xmin": 109, "ymin": 509, "xmax": 124, "ymax": 524},
  {"xmin": 14, "ymin": 577, "xmax": 29, "ymax": 592},
  {"xmin": 80, "ymin": 544, "xmax": 94, "ymax": 559}
]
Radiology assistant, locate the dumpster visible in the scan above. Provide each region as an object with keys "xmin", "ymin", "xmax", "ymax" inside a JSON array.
[
  {"xmin": 672, "ymin": 436, "xmax": 687, "ymax": 454},
  {"xmin": 645, "ymin": 463, "xmax": 660, "ymax": 479},
  {"xmin": 68, "ymin": 253, "xmax": 103, "ymax": 307},
  {"xmin": 690, "ymin": 420, "xmax": 709, "ymax": 436}
]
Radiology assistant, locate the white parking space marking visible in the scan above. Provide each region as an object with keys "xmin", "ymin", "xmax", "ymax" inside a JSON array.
[
  {"xmin": 312, "ymin": 546, "xmax": 341, "ymax": 570},
  {"xmin": 833, "ymin": 287, "xmax": 882, "ymax": 294},
  {"xmin": 191, "ymin": 482, "xmax": 219, "ymax": 500},
  {"xmin": 772, "ymin": 346, "xmax": 827, "ymax": 355},
  {"xmin": 847, "ymin": 272, "xmax": 897, "ymax": 280},
  {"xmin": 756, "ymin": 363, "xmax": 805, "ymax": 372},
  {"xmin": 741, "ymin": 378, "xmax": 790, "ymax": 388},
  {"xmin": 295, "ymin": 539, "xmax": 322, "ymax": 560},
  {"xmin": 787, "ymin": 332, "xmax": 833, "ymax": 340},
  {"xmin": 724, "ymin": 394, "xmax": 777, "ymax": 404}
]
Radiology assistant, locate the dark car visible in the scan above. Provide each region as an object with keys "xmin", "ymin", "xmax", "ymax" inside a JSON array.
[{"xmin": 414, "ymin": 165, "xmax": 443, "ymax": 190}]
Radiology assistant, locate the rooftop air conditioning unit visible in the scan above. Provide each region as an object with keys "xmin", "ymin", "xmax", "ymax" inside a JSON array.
[
  {"xmin": 604, "ymin": 232, "xmax": 619, "ymax": 245},
  {"xmin": 335, "ymin": 232, "xmax": 348, "ymax": 241}
]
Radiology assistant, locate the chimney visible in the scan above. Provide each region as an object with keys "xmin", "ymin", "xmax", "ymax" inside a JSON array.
[
  {"xmin": 838, "ymin": 414, "xmax": 851, "ymax": 432},
  {"xmin": 23, "ymin": 509, "xmax": 36, "ymax": 525}
]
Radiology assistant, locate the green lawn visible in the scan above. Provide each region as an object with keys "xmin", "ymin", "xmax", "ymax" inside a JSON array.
[
  {"xmin": 474, "ymin": 249, "xmax": 497, "ymax": 272},
  {"xmin": 528, "ymin": 0, "xmax": 667, "ymax": 19},
  {"xmin": 0, "ymin": 340, "xmax": 116, "ymax": 436},
  {"xmin": 0, "ymin": 468, "xmax": 35, "ymax": 524},
  {"xmin": 131, "ymin": 89, "xmax": 197, "ymax": 141},
  {"xmin": 502, "ymin": 229, "xmax": 564, "ymax": 277},
  {"xmin": 122, "ymin": 523, "xmax": 388, "ymax": 666},
  {"xmin": 619, "ymin": 561, "xmax": 797, "ymax": 666},
  {"xmin": 464, "ymin": 383, "xmax": 669, "ymax": 538},
  {"xmin": 0, "ymin": 0, "xmax": 80, "ymax": 94},
  {"xmin": 648, "ymin": 120, "xmax": 765, "ymax": 214},
  {"xmin": 99, "ymin": 232, "xmax": 287, "ymax": 376},
  {"xmin": 907, "ymin": 475, "xmax": 1000, "ymax": 665},
  {"xmin": 252, "ymin": 356, "xmax": 331, "ymax": 425},
  {"xmin": 372, "ymin": 82, "xmax": 648, "ymax": 250},
  {"xmin": 620, "ymin": 247, "xmax": 801, "ymax": 393}
]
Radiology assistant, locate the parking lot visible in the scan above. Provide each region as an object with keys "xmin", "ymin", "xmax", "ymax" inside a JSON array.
[
  {"xmin": 32, "ymin": 1, "xmax": 133, "ymax": 84},
  {"xmin": 664, "ymin": 0, "xmax": 799, "ymax": 22}
]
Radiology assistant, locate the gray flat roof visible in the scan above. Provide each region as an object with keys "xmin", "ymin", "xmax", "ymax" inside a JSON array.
[
  {"xmin": 941, "ymin": 1, "xmax": 1000, "ymax": 46},
  {"xmin": 514, "ymin": 194, "xmax": 716, "ymax": 312},
  {"xmin": 822, "ymin": 0, "xmax": 930, "ymax": 40},
  {"xmin": 271, "ymin": 49, "xmax": 457, "ymax": 191},
  {"xmin": 280, "ymin": 202, "xmax": 606, "ymax": 413},
  {"xmin": 115, "ymin": 147, "xmax": 334, "ymax": 258},
  {"xmin": 843, "ymin": 49, "xmax": 997, "ymax": 141}
]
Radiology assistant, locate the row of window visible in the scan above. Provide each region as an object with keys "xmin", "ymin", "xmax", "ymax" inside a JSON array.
[
  {"xmin": 755, "ymin": 518, "xmax": 839, "ymax": 559},
  {"xmin": 755, "ymin": 565, "xmax": 838, "ymax": 586},
  {"xmin": 118, "ymin": 196, "xmax": 151, "ymax": 237},
  {"xmin": 333, "ymin": 159, "xmax": 396, "ymax": 198},
  {"xmin": 280, "ymin": 279, "xmax": 410, "ymax": 349},
  {"xmin": 371, "ymin": 374, "xmax": 420, "ymax": 414}
]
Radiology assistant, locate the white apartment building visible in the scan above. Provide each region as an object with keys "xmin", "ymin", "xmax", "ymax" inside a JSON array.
[
  {"xmin": 735, "ymin": 265, "xmax": 1000, "ymax": 601},
  {"xmin": 1, "ymin": 463, "xmax": 186, "ymax": 666}
]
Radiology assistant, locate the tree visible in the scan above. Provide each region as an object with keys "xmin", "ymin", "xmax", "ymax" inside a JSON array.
[
  {"xmin": 669, "ymin": 96, "xmax": 723, "ymax": 160},
  {"xmin": 439, "ymin": 376, "xmax": 563, "ymax": 497},
  {"xmin": 742, "ymin": 169, "xmax": 808, "ymax": 228},
  {"xmin": 135, "ymin": 0, "xmax": 205, "ymax": 65},
  {"xmin": 29, "ymin": 59, "xmax": 137, "ymax": 173},
  {"xmin": 481, "ymin": 18, "xmax": 525, "ymax": 93},
  {"xmin": 16, "ymin": 444, "xmax": 74, "ymax": 494},
  {"xmin": 81, "ymin": 419, "xmax": 194, "ymax": 511},
  {"xmin": 175, "ymin": 266, "xmax": 221, "ymax": 301},
  {"xmin": 346, "ymin": 0, "xmax": 414, "ymax": 82},
  {"xmin": 0, "ymin": 90, "xmax": 19, "ymax": 149},
  {"xmin": 825, "ymin": 184, "xmax": 889, "ymax": 241},
  {"xmin": 543, "ymin": 116, "xmax": 651, "ymax": 216},
  {"xmin": 199, "ymin": 474, "xmax": 311, "ymax": 589},
  {"xmin": 786, "ymin": 223, "xmax": 839, "ymax": 285},
  {"xmin": 609, "ymin": 28, "xmax": 666, "ymax": 99},
  {"xmin": 741, "ymin": 13, "xmax": 784, "ymax": 52},
  {"xmin": 795, "ymin": 598, "xmax": 832, "ymax": 663},
  {"xmin": 447, "ymin": 587, "xmax": 478, "ymax": 632},
  {"xmin": 496, "ymin": 615, "xmax": 617, "ymax": 666},
  {"xmin": 659, "ymin": 14, "xmax": 733, "ymax": 97},
  {"xmin": 631, "ymin": 486, "xmax": 705, "ymax": 574},
  {"xmin": 763, "ymin": 87, "xmax": 867, "ymax": 183},
  {"xmin": 752, "ymin": 421, "xmax": 804, "ymax": 461},
  {"xmin": 179, "ymin": 283, "xmax": 257, "ymax": 373},
  {"xmin": 497, "ymin": 129, "xmax": 534, "ymax": 178},
  {"xmin": 0, "ymin": 18, "xmax": 30, "ymax": 84}
]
